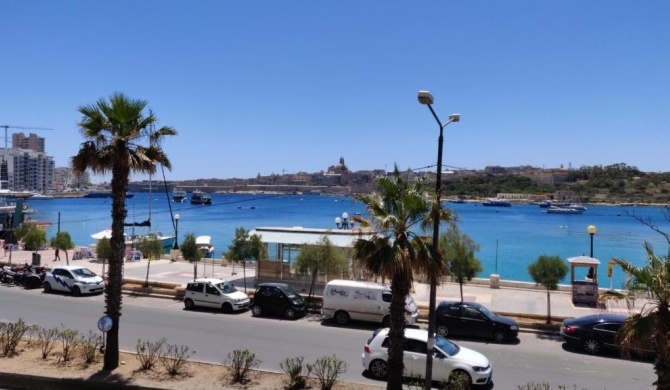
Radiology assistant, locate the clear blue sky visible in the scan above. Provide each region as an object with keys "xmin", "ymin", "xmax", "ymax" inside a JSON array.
[{"xmin": 2, "ymin": 1, "xmax": 668, "ymax": 183}]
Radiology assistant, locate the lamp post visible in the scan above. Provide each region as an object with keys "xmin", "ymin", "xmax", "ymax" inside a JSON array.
[
  {"xmin": 173, "ymin": 214, "xmax": 180, "ymax": 250},
  {"xmin": 335, "ymin": 212, "xmax": 354, "ymax": 229},
  {"xmin": 418, "ymin": 90, "xmax": 460, "ymax": 388},
  {"xmin": 588, "ymin": 225, "xmax": 596, "ymax": 257}
]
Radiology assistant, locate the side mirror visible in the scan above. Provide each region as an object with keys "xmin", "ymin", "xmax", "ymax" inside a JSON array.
[{"xmin": 434, "ymin": 350, "xmax": 445, "ymax": 359}]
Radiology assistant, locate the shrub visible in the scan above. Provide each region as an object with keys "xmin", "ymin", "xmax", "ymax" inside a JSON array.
[
  {"xmin": 58, "ymin": 328, "xmax": 80, "ymax": 363},
  {"xmin": 224, "ymin": 349, "xmax": 261, "ymax": 384},
  {"xmin": 307, "ymin": 355, "xmax": 347, "ymax": 390},
  {"xmin": 37, "ymin": 326, "xmax": 60, "ymax": 360},
  {"xmin": 136, "ymin": 338, "xmax": 166, "ymax": 371},
  {"xmin": 279, "ymin": 356, "xmax": 310, "ymax": 389},
  {"xmin": 0, "ymin": 318, "xmax": 30, "ymax": 357},
  {"xmin": 79, "ymin": 330, "xmax": 102, "ymax": 364},
  {"xmin": 159, "ymin": 343, "xmax": 194, "ymax": 377}
]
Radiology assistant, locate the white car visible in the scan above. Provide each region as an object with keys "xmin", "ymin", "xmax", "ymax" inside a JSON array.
[
  {"xmin": 43, "ymin": 265, "xmax": 105, "ymax": 296},
  {"xmin": 184, "ymin": 278, "xmax": 250, "ymax": 312},
  {"xmin": 362, "ymin": 327, "xmax": 493, "ymax": 386}
]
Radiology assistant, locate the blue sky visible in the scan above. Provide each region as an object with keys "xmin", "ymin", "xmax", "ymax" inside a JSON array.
[{"xmin": 2, "ymin": 1, "xmax": 668, "ymax": 183}]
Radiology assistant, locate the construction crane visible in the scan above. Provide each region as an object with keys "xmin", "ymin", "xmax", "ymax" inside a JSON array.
[{"xmin": 0, "ymin": 125, "xmax": 54, "ymax": 148}]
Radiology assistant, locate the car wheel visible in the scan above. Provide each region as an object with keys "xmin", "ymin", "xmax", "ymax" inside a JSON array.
[
  {"xmin": 583, "ymin": 338, "xmax": 601, "ymax": 354},
  {"xmin": 437, "ymin": 324, "xmax": 449, "ymax": 337},
  {"xmin": 285, "ymin": 308, "xmax": 296, "ymax": 320},
  {"xmin": 184, "ymin": 299, "xmax": 195, "ymax": 310},
  {"xmin": 251, "ymin": 305, "xmax": 262, "ymax": 317},
  {"xmin": 448, "ymin": 369, "xmax": 472, "ymax": 389},
  {"xmin": 382, "ymin": 315, "xmax": 391, "ymax": 327},
  {"xmin": 369, "ymin": 359, "xmax": 388, "ymax": 379},
  {"xmin": 43, "ymin": 282, "xmax": 52, "ymax": 293},
  {"xmin": 222, "ymin": 302, "xmax": 233, "ymax": 313},
  {"xmin": 335, "ymin": 311, "xmax": 350, "ymax": 325},
  {"xmin": 493, "ymin": 329, "xmax": 506, "ymax": 343},
  {"xmin": 72, "ymin": 286, "xmax": 82, "ymax": 297}
]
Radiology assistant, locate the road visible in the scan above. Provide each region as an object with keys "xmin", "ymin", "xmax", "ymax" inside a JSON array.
[{"xmin": 0, "ymin": 285, "xmax": 656, "ymax": 389}]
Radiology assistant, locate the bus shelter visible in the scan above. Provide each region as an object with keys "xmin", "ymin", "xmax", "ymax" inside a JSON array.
[{"xmin": 568, "ymin": 255, "xmax": 600, "ymax": 306}]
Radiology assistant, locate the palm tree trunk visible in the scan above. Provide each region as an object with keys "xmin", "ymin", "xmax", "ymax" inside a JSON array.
[
  {"xmin": 387, "ymin": 273, "xmax": 409, "ymax": 390},
  {"xmin": 656, "ymin": 359, "xmax": 670, "ymax": 389}
]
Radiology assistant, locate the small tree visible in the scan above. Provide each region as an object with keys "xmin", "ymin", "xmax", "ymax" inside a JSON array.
[
  {"xmin": 294, "ymin": 236, "xmax": 348, "ymax": 300},
  {"xmin": 180, "ymin": 233, "xmax": 201, "ymax": 281},
  {"xmin": 439, "ymin": 227, "xmax": 483, "ymax": 302},
  {"xmin": 22, "ymin": 226, "xmax": 47, "ymax": 253},
  {"xmin": 226, "ymin": 227, "xmax": 268, "ymax": 292},
  {"xmin": 50, "ymin": 231, "xmax": 75, "ymax": 265},
  {"xmin": 137, "ymin": 234, "xmax": 164, "ymax": 287},
  {"xmin": 95, "ymin": 237, "xmax": 111, "ymax": 278},
  {"xmin": 528, "ymin": 255, "xmax": 568, "ymax": 324}
]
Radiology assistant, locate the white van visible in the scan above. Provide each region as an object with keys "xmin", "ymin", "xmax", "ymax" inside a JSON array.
[{"xmin": 321, "ymin": 280, "xmax": 419, "ymax": 325}]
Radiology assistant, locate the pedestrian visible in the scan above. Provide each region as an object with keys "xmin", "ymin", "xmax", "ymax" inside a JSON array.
[
  {"xmin": 54, "ymin": 247, "xmax": 61, "ymax": 262},
  {"xmin": 3, "ymin": 243, "xmax": 8, "ymax": 257}
]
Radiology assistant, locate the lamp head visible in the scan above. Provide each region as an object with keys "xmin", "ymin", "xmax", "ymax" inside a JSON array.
[
  {"xmin": 449, "ymin": 113, "xmax": 461, "ymax": 122},
  {"xmin": 175, "ymin": 213, "xmax": 180, "ymax": 221},
  {"xmin": 418, "ymin": 90, "xmax": 434, "ymax": 105},
  {"xmin": 587, "ymin": 225, "xmax": 596, "ymax": 234}
]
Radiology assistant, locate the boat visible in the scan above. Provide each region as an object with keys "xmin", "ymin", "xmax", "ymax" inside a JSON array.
[
  {"xmin": 195, "ymin": 235, "xmax": 215, "ymax": 258},
  {"xmin": 538, "ymin": 200, "xmax": 570, "ymax": 208},
  {"xmin": 84, "ymin": 190, "xmax": 134, "ymax": 199},
  {"xmin": 173, "ymin": 190, "xmax": 186, "ymax": 203},
  {"xmin": 29, "ymin": 193, "xmax": 54, "ymax": 200},
  {"xmin": 190, "ymin": 190, "xmax": 212, "ymax": 205},
  {"xmin": 546, "ymin": 206, "xmax": 586, "ymax": 215},
  {"xmin": 482, "ymin": 199, "xmax": 512, "ymax": 207}
]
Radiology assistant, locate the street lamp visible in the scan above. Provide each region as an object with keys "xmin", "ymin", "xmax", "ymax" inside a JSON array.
[
  {"xmin": 418, "ymin": 90, "xmax": 460, "ymax": 388},
  {"xmin": 335, "ymin": 212, "xmax": 354, "ymax": 229},
  {"xmin": 587, "ymin": 225, "xmax": 596, "ymax": 257},
  {"xmin": 173, "ymin": 214, "xmax": 180, "ymax": 250}
]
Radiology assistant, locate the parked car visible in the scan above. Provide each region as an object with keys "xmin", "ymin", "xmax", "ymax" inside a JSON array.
[
  {"xmin": 560, "ymin": 313, "xmax": 652, "ymax": 356},
  {"xmin": 435, "ymin": 301, "xmax": 519, "ymax": 343},
  {"xmin": 183, "ymin": 278, "xmax": 250, "ymax": 312},
  {"xmin": 362, "ymin": 327, "xmax": 493, "ymax": 386},
  {"xmin": 43, "ymin": 265, "xmax": 105, "ymax": 296},
  {"xmin": 251, "ymin": 282, "xmax": 306, "ymax": 320},
  {"xmin": 321, "ymin": 279, "xmax": 419, "ymax": 325}
]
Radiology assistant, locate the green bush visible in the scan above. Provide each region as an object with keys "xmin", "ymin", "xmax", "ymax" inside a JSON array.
[
  {"xmin": 225, "ymin": 349, "xmax": 261, "ymax": 384},
  {"xmin": 159, "ymin": 343, "xmax": 194, "ymax": 377},
  {"xmin": 307, "ymin": 355, "xmax": 347, "ymax": 390},
  {"xmin": 37, "ymin": 326, "xmax": 59, "ymax": 360},
  {"xmin": 0, "ymin": 319, "xmax": 30, "ymax": 357},
  {"xmin": 79, "ymin": 330, "xmax": 102, "ymax": 364},
  {"xmin": 58, "ymin": 328, "xmax": 80, "ymax": 363},
  {"xmin": 136, "ymin": 337, "xmax": 166, "ymax": 371},
  {"xmin": 279, "ymin": 356, "xmax": 310, "ymax": 389}
]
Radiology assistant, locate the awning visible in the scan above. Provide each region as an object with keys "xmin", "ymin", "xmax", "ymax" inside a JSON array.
[
  {"xmin": 249, "ymin": 227, "xmax": 375, "ymax": 248},
  {"xmin": 90, "ymin": 229, "xmax": 113, "ymax": 240}
]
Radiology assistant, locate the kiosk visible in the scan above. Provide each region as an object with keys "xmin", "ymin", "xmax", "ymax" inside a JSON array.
[{"xmin": 568, "ymin": 255, "xmax": 600, "ymax": 306}]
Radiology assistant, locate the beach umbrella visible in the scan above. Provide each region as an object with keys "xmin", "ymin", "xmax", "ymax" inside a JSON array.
[{"xmin": 91, "ymin": 229, "xmax": 113, "ymax": 240}]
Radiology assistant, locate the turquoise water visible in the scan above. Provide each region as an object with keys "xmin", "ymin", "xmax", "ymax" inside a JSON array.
[{"xmin": 31, "ymin": 194, "xmax": 668, "ymax": 287}]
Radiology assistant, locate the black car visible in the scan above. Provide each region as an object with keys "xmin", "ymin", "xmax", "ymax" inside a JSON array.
[
  {"xmin": 560, "ymin": 314, "xmax": 633, "ymax": 355},
  {"xmin": 251, "ymin": 282, "xmax": 307, "ymax": 320},
  {"xmin": 435, "ymin": 301, "xmax": 519, "ymax": 342}
]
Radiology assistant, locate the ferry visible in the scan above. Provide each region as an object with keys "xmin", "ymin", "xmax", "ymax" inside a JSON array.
[
  {"xmin": 190, "ymin": 190, "xmax": 212, "ymax": 205},
  {"xmin": 482, "ymin": 199, "xmax": 512, "ymax": 207}
]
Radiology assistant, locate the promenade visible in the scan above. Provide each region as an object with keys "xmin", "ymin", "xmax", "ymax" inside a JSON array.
[{"xmin": 3, "ymin": 248, "xmax": 635, "ymax": 322}]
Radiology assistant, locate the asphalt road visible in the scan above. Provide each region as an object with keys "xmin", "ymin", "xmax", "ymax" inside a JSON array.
[{"xmin": 0, "ymin": 285, "xmax": 656, "ymax": 389}]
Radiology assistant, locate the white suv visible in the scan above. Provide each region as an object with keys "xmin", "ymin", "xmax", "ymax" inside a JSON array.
[
  {"xmin": 184, "ymin": 278, "xmax": 250, "ymax": 312},
  {"xmin": 43, "ymin": 265, "xmax": 105, "ymax": 296},
  {"xmin": 362, "ymin": 327, "xmax": 493, "ymax": 386}
]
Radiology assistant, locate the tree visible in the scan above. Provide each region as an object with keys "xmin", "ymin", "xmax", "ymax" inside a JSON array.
[
  {"xmin": 50, "ymin": 232, "xmax": 75, "ymax": 265},
  {"xmin": 294, "ymin": 236, "xmax": 348, "ymax": 300},
  {"xmin": 70, "ymin": 92, "xmax": 176, "ymax": 370},
  {"xmin": 226, "ymin": 227, "xmax": 268, "ymax": 292},
  {"xmin": 95, "ymin": 237, "xmax": 112, "ymax": 278},
  {"xmin": 351, "ymin": 167, "xmax": 452, "ymax": 390},
  {"xmin": 137, "ymin": 234, "xmax": 164, "ymax": 287},
  {"xmin": 602, "ymin": 242, "xmax": 670, "ymax": 389},
  {"xmin": 439, "ymin": 227, "xmax": 483, "ymax": 302},
  {"xmin": 22, "ymin": 226, "xmax": 47, "ymax": 253},
  {"xmin": 528, "ymin": 255, "xmax": 568, "ymax": 324},
  {"xmin": 180, "ymin": 233, "xmax": 201, "ymax": 281}
]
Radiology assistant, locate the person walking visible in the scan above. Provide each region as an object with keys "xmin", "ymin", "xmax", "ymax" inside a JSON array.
[{"xmin": 54, "ymin": 247, "xmax": 61, "ymax": 261}]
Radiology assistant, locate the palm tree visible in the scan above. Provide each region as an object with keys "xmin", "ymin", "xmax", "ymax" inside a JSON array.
[
  {"xmin": 602, "ymin": 242, "xmax": 670, "ymax": 389},
  {"xmin": 71, "ymin": 92, "xmax": 176, "ymax": 370},
  {"xmin": 352, "ymin": 167, "xmax": 452, "ymax": 390}
]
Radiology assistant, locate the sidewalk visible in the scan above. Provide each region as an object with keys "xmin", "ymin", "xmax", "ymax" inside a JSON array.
[{"xmin": 3, "ymin": 248, "xmax": 635, "ymax": 321}]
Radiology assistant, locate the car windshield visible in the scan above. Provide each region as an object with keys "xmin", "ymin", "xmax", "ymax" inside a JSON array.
[
  {"xmin": 478, "ymin": 305, "xmax": 496, "ymax": 319},
  {"xmin": 279, "ymin": 285, "xmax": 298, "ymax": 298},
  {"xmin": 214, "ymin": 281, "xmax": 237, "ymax": 293},
  {"xmin": 71, "ymin": 268, "xmax": 96, "ymax": 278},
  {"xmin": 435, "ymin": 335, "xmax": 460, "ymax": 356}
]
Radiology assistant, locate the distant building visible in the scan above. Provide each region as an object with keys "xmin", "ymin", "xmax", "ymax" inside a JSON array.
[
  {"xmin": 12, "ymin": 132, "xmax": 45, "ymax": 153},
  {"xmin": 0, "ymin": 148, "xmax": 54, "ymax": 192}
]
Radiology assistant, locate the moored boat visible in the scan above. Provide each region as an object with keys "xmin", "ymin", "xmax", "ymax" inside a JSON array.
[
  {"xmin": 191, "ymin": 190, "xmax": 212, "ymax": 205},
  {"xmin": 196, "ymin": 235, "xmax": 215, "ymax": 258},
  {"xmin": 173, "ymin": 190, "xmax": 186, "ymax": 203},
  {"xmin": 546, "ymin": 206, "xmax": 586, "ymax": 214},
  {"xmin": 482, "ymin": 198, "xmax": 512, "ymax": 207},
  {"xmin": 84, "ymin": 190, "xmax": 134, "ymax": 199}
]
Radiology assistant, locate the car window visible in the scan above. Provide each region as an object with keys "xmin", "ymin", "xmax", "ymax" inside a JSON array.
[
  {"xmin": 463, "ymin": 307, "xmax": 484, "ymax": 320},
  {"xmin": 264, "ymin": 287, "xmax": 279, "ymax": 297},
  {"xmin": 72, "ymin": 268, "xmax": 96, "ymax": 278},
  {"xmin": 57, "ymin": 269, "xmax": 73, "ymax": 278},
  {"xmin": 435, "ymin": 336, "xmax": 460, "ymax": 356},
  {"xmin": 444, "ymin": 306, "xmax": 459, "ymax": 317},
  {"xmin": 215, "ymin": 281, "xmax": 238, "ymax": 294},
  {"xmin": 381, "ymin": 291, "xmax": 391, "ymax": 303},
  {"xmin": 403, "ymin": 339, "xmax": 427, "ymax": 354},
  {"xmin": 278, "ymin": 285, "xmax": 298, "ymax": 299},
  {"xmin": 478, "ymin": 305, "xmax": 496, "ymax": 319},
  {"xmin": 205, "ymin": 284, "xmax": 219, "ymax": 294},
  {"xmin": 187, "ymin": 283, "xmax": 203, "ymax": 292}
]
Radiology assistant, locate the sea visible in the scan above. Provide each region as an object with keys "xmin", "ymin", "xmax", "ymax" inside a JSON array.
[{"xmin": 29, "ymin": 193, "xmax": 670, "ymax": 288}]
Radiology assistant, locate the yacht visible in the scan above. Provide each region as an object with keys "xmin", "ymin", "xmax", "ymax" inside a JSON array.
[
  {"xmin": 173, "ymin": 190, "xmax": 186, "ymax": 203},
  {"xmin": 190, "ymin": 190, "xmax": 212, "ymax": 205}
]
